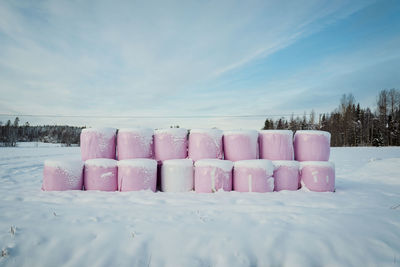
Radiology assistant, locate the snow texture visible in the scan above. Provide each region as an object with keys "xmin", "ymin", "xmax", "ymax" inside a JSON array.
[
  {"xmin": 117, "ymin": 128, "xmax": 153, "ymax": 145},
  {"xmin": 299, "ymin": 161, "xmax": 335, "ymax": 170},
  {"xmin": 84, "ymin": 158, "xmax": 118, "ymax": 168},
  {"xmin": 1, "ymin": 144, "xmax": 400, "ymax": 266},
  {"xmin": 272, "ymin": 160, "xmax": 300, "ymax": 169},
  {"xmin": 234, "ymin": 159, "xmax": 274, "ymax": 176},
  {"xmin": 294, "ymin": 130, "xmax": 331, "ymax": 139},
  {"xmin": 259, "ymin": 130, "xmax": 293, "ymax": 136},
  {"xmin": 117, "ymin": 159, "xmax": 157, "ymax": 170},
  {"xmin": 194, "ymin": 159, "xmax": 233, "ymax": 172},
  {"xmin": 81, "ymin": 128, "xmax": 117, "ymax": 139},
  {"xmin": 154, "ymin": 128, "xmax": 188, "ymax": 139},
  {"xmin": 44, "ymin": 159, "xmax": 83, "ymax": 178}
]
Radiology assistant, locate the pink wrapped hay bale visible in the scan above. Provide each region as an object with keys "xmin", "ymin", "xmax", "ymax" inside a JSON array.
[
  {"xmin": 154, "ymin": 128, "xmax": 188, "ymax": 162},
  {"xmin": 294, "ymin": 130, "xmax": 331, "ymax": 161},
  {"xmin": 84, "ymin": 159, "xmax": 118, "ymax": 191},
  {"xmin": 161, "ymin": 159, "xmax": 193, "ymax": 192},
  {"xmin": 117, "ymin": 128, "xmax": 154, "ymax": 160},
  {"xmin": 300, "ymin": 161, "xmax": 335, "ymax": 192},
  {"xmin": 188, "ymin": 129, "xmax": 223, "ymax": 161},
  {"xmin": 80, "ymin": 128, "xmax": 117, "ymax": 161},
  {"xmin": 194, "ymin": 159, "xmax": 233, "ymax": 193},
  {"xmin": 117, "ymin": 159, "xmax": 157, "ymax": 192},
  {"xmin": 223, "ymin": 130, "xmax": 258, "ymax": 161},
  {"xmin": 272, "ymin": 160, "xmax": 300, "ymax": 191},
  {"xmin": 42, "ymin": 159, "xmax": 83, "ymax": 191},
  {"xmin": 233, "ymin": 160, "xmax": 274, "ymax": 192},
  {"xmin": 259, "ymin": 130, "xmax": 294, "ymax": 160}
]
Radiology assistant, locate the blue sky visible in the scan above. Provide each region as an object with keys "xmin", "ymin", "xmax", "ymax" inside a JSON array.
[{"xmin": 0, "ymin": 0, "xmax": 399, "ymax": 129}]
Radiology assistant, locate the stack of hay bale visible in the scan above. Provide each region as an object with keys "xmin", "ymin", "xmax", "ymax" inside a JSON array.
[{"xmin": 42, "ymin": 127, "xmax": 334, "ymax": 193}]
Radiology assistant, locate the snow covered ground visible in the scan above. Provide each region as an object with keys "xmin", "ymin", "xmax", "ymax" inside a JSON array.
[{"xmin": 1, "ymin": 143, "xmax": 399, "ymax": 266}]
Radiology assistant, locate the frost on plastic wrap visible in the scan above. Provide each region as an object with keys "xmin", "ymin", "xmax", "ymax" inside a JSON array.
[
  {"xmin": 272, "ymin": 160, "xmax": 300, "ymax": 191},
  {"xmin": 223, "ymin": 130, "xmax": 258, "ymax": 161},
  {"xmin": 259, "ymin": 130, "xmax": 294, "ymax": 160},
  {"xmin": 80, "ymin": 128, "xmax": 116, "ymax": 161},
  {"xmin": 294, "ymin": 130, "xmax": 331, "ymax": 161},
  {"xmin": 233, "ymin": 159, "xmax": 274, "ymax": 192},
  {"xmin": 42, "ymin": 159, "xmax": 83, "ymax": 191},
  {"xmin": 84, "ymin": 159, "xmax": 118, "ymax": 191},
  {"xmin": 154, "ymin": 128, "xmax": 188, "ymax": 162},
  {"xmin": 300, "ymin": 161, "xmax": 335, "ymax": 192},
  {"xmin": 117, "ymin": 128, "xmax": 154, "ymax": 160},
  {"xmin": 117, "ymin": 159, "xmax": 157, "ymax": 192},
  {"xmin": 188, "ymin": 129, "xmax": 223, "ymax": 161},
  {"xmin": 194, "ymin": 159, "xmax": 233, "ymax": 193},
  {"xmin": 161, "ymin": 159, "xmax": 193, "ymax": 192}
]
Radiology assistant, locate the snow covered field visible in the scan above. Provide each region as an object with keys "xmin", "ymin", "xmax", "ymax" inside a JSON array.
[{"xmin": 1, "ymin": 143, "xmax": 400, "ymax": 266}]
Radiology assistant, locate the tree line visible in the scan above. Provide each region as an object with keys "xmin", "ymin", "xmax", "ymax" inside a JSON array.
[
  {"xmin": 263, "ymin": 89, "xmax": 400, "ymax": 146},
  {"xmin": 0, "ymin": 118, "xmax": 83, "ymax": 147},
  {"xmin": 1, "ymin": 88, "xmax": 399, "ymax": 147}
]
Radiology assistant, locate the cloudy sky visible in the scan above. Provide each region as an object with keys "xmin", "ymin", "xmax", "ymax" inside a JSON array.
[{"xmin": 0, "ymin": 0, "xmax": 399, "ymax": 129}]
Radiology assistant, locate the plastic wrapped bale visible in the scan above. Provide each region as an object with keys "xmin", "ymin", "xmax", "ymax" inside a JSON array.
[
  {"xmin": 300, "ymin": 161, "xmax": 335, "ymax": 192},
  {"xmin": 233, "ymin": 160, "xmax": 274, "ymax": 192},
  {"xmin": 117, "ymin": 159, "xmax": 157, "ymax": 192},
  {"xmin": 42, "ymin": 159, "xmax": 83, "ymax": 191},
  {"xmin": 259, "ymin": 130, "xmax": 294, "ymax": 160},
  {"xmin": 117, "ymin": 128, "xmax": 154, "ymax": 160},
  {"xmin": 84, "ymin": 159, "xmax": 118, "ymax": 191},
  {"xmin": 294, "ymin": 130, "xmax": 331, "ymax": 161},
  {"xmin": 194, "ymin": 159, "xmax": 233, "ymax": 193},
  {"xmin": 154, "ymin": 128, "xmax": 188, "ymax": 162},
  {"xmin": 272, "ymin": 160, "xmax": 300, "ymax": 191},
  {"xmin": 223, "ymin": 130, "xmax": 258, "ymax": 161},
  {"xmin": 80, "ymin": 128, "xmax": 117, "ymax": 161},
  {"xmin": 161, "ymin": 159, "xmax": 193, "ymax": 192},
  {"xmin": 188, "ymin": 129, "xmax": 223, "ymax": 161}
]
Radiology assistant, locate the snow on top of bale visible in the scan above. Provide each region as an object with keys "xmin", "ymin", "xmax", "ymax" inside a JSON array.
[
  {"xmin": 223, "ymin": 130, "xmax": 258, "ymax": 139},
  {"xmin": 272, "ymin": 160, "xmax": 300, "ymax": 169},
  {"xmin": 154, "ymin": 128, "xmax": 188, "ymax": 138},
  {"xmin": 299, "ymin": 161, "xmax": 335, "ymax": 170},
  {"xmin": 162, "ymin": 159, "xmax": 193, "ymax": 167},
  {"xmin": 189, "ymin": 129, "xmax": 223, "ymax": 140},
  {"xmin": 85, "ymin": 158, "xmax": 117, "ymax": 168},
  {"xmin": 44, "ymin": 159, "xmax": 83, "ymax": 174},
  {"xmin": 259, "ymin": 130, "xmax": 293, "ymax": 135},
  {"xmin": 117, "ymin": 159, "xmax": 157, "ymax": 169},
  {"xmin": 234, "ymin": 159, "xmax": 274, "ymax": 176},
  {"xmin": 294, "ymin": 130, "xmax": 331, "ymax": 139},
  {"xmin": 118, "ymin": 128, "xmax": 154, "ymax": 135},
  {"xmin": 194, "ymin": 159, "xmax": 233, "ymax": 172},
  {"xmin": 81, "ymin": 128, "xmax": 117, "ymax": 139}
]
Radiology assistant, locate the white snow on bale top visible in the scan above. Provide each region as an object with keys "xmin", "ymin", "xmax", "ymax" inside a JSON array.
[
  {"xmin": 44, "ymin": 159, "xmax": 83, "ymax": 176},
  {"xmin": 272, "ymin": 160, "xmax": 300, "ymax": 169},
  {"xmin": 81, "ymin": 128, "xmax": 117, "ymax": 139},
  {"xmin": 118, "ymin": 128, "xmax": 154, "ymax": 135},
  {"xmin": 190, "ymin": 128, "xmax": 223, "ymax": 139},
  {"xmin": 154, "ymin": 128, "xmax": 188, "ymax": 138},
  {"xmin": 223, "ymin": 130, "xmax": 258, "ymax": 140},
  {"xmin": 234, "ymin": 159, "xmax": 274, "ymax": 176},
  {"xmin": 163, "ymin": 159, "xmax": 193, "ymax": 167},
  {"xmin": 195, "ymin": 159, "xmax": 233, "ymax": 172},
  {"xmin": 299, "ymin": 161, "xmax": 335, "ymax": 170},
  {"xmin": 85, "ymin": 158, "xmax": 117, "ymax": 168},
  {"xmin": 117, "ymin": 159, "xmax": 157, "ymax": 169},
  {"xmin": 294, "ymin": 130, "xmax": 331, "ymax": 139},
  {"xmin": 259, "ymin": 130, "xmax": 293, "ymax": 135}
]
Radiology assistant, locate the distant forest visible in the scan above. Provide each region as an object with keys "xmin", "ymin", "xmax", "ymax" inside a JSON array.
[
  {"xmin": 263, "ymin": 88, "xmax": 400, "ymax": 146},
  {"xmin": 1, "ymin": 88, "xmax": 399, "ymax": 147}
]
